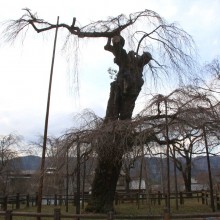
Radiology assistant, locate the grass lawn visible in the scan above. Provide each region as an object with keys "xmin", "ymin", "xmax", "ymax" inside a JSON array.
[{"xmin": 0, "ymin": 197, "xmax": 216, "ymax": 220}]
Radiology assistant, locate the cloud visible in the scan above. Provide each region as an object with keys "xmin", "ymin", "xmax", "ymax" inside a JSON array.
[{"xmin": 0, "ymin": 0, "xmax": 220, "ymax": 143}]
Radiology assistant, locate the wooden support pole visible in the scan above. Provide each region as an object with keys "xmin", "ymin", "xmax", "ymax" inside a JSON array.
[
  {"xmin": 76, "ymin": 136, "xmax": 81, "ymax": 218},
  {"xmin": 5, "ymin": 210, "xmax": 12, "ymax": 220},
  {"xmin": 54, "ymin": 208, "xmax": 61, "ymax": 220},
  {"xmin": 16, "ymin": 193, "xmax": 20, "ymax": 209},
  {"xmin": 37, "ymin": 16, "xmax": 59, "ymax": 217},
  {"xmin": 203, "ymin": 125, "xmax": 215, "ymax": 212}
]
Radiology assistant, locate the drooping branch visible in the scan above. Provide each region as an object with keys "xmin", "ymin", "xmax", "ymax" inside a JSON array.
[
  {"xmin": 2, "ymin": 8, "xmax": 197, "ymax": 79},
  {"xmin": 3, "ymin": 8, "xmax": 160, "ymax": 40}
]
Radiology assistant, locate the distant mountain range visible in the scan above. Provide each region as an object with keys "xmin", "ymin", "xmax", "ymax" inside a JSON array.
[
  {"xmin": 11, "ymin": 155, "xmax": 41, "ymax": 171},
  {"xmin": 10, "ymin": 155, "xmax": 220, "ymax": 179}
]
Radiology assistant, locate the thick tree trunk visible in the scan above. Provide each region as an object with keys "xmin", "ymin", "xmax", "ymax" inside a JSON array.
[
  {"xmin": 86, "ymin": 149, "xmax": 123, "ymax": 212},
  {"xmin": 86, "ymin": 35, "xmax": 151, "ymax": 213},
  {"xmin": 86, "ymin": 93, "xmax": 141, "ymax": 212},
  {"xmin": 86, "ymin": 87, "xmax": 142, "ymax": 212}
]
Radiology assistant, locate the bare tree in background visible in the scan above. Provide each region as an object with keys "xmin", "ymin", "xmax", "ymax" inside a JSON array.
[
  {"xmin": 0, "ymin": 133, "xmax": 22, "ymax": 194},
  {"xmin": 3, "ymin": 8, "xmax": 196, "ymax": 212},
  {"xmin": 149, "ymin": 87, "xmax": 220, "ymax": 193}
]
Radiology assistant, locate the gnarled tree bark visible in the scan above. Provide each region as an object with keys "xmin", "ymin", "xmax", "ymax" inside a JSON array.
[{"xmin": 86, "ymin": 35, "xmax": 152, "ymax": 212}]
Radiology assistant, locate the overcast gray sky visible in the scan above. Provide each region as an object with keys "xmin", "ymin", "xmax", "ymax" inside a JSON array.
[{"xmin": 0, "ymin": 0, "xmax": 219, "ymax": 143}]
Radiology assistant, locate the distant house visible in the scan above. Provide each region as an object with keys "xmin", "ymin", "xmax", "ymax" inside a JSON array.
[
  {"xmin": 191, "ymin": 177, "xmax": 209, "ymax": 191},
  {"xmin": 129, "ymin": 179, "xmax": 145, "ymax": 190},
  {"xmin": 176, "ymin": 177, "xmax": 209, "ymax": 191}
]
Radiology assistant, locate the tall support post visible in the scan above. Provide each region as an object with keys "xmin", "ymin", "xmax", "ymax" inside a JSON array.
[
  {"xmin": 173, "ymin": 147, "xmax": 179, "ymax": 210},
  {"xmin": 165, "ymin": 99, "xmax": 170, "ymax": 212},
  {"xmin": 203, "ymin": 125, "xmax": 215, "ymax": 212},
  {"xmin": 82, "ymin": 154, "xmax": 86, "ymax": 210},
  {"xmin": 76, "ymin": 136, "xmax": 81, "ymax": 217},
  {"xmin": 66, "ymin": 145, "xmax": 69, "ymax": 212},
  {"xmin": 37, "ymin": 16, "xmax": 59, "ymax": 216},
  {"xmin": 138, "ymin": 150, "xmax": 144, "ymax": 209},
  {"xmin": 160, "ymin": 153, "xmax": 165, "ymax": 194},
  {"xmin": 138, "ymin": 126, "xmax": 144, "ymax": 209}
]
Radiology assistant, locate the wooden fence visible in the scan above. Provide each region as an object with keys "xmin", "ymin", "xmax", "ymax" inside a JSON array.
[
  {"xmin": 115, "ymin": 190, "xmax": 220, "ymax": 209},
  {"xmin": 1, "ymin": 191, "xmax": 220, "ymax": 208},
  {"xmin": 1, "ymin": 208, "xmax": 220, "ymax": 220},
  {"xmin": 0, "ymin": 192, "xmax": 91, "ymax": 211},
  {"xmin": 1, "ymin": 190, "xmax": 220, "ymax": 210},
  {"xmin": 1, "ymin": 191, "xmax": 220, "ymax": 219}
]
